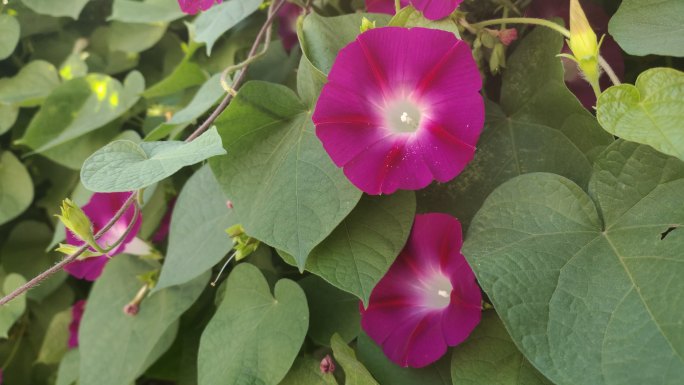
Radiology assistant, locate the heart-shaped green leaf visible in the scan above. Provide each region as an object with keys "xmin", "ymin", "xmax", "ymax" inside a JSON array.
[
  {"xmin": 210, "ymin": 81, "xmax": 361, "ymax": 269},
  {"xmin": 0, "ymin": 152, "xmax": 34, "ymax": 226},
  {"xmin": 21, "ymin": 0, "xmax": 89, "ymax": 19},
  {"xmin": 451, "ymin": 312, "xmax": 552, "ymax": 385},
  {"xmin": 198, "ymin": 263, "xmax": 308, "ymax": 385},
  {"xmin": 81, "ymin": 126, "xmax": 226, "ymax": 192},
  {"xmin": 155, "ymin": 165, "xmax": 236, "ymax": 291},
  {"xmin": 597, "ymin": 68, "xmax": 684, "ymax": 161},
  {"xmin": 609, "ymin": 0, "xmax": 684, "ymax": 57},
  {"xmin": 303, "ymin": 192, "xmax": 415, "ymax": 305},
  {"xmin": 418, "ymin": 26, "xmax": 613, "ymax": 227},
  {"xmin": 79, "ymin": 256, "xmax": 208, "ymax": 385},
  {"xmin": 464, "ymin": 140, "xmax": 684, "ymax": 385}
]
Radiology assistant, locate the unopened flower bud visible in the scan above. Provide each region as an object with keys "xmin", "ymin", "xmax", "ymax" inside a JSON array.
[
  {"xmin": 565, "ymin": 0, "xmax": 603, "ymax": 94},
  {"xmin": 123, "ymin": 303, "xmax": 139, "ymax": 316},
  {"xmin": 56, "ymin": 199, "xmax": 97, "ymax": 248},
  {"xmin": 320, "ymin": 354, "xmax": 335, "ymax": 374},
  {"xmin": 226, "ymin": 200, "xmax": 234, "ymax": 209},
  {"xmin": 498, "ymin": 28, "xmax": 518, "ymax": 46}
]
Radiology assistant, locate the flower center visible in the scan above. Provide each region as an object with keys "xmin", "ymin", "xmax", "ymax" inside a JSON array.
[
  {"xmin": 423, "ymin": 273, "xmax": 453, "ymax": 309},
  {"xmin": 384, "ymin": 98, "xmax": 423, "ymax": 134}
]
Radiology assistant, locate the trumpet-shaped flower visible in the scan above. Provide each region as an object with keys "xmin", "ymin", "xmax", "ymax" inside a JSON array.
[
  {"xmin": 177, "ymin": 0, "xmax": 221, "ymax": 14},
  {"xmin": 64, "ymin": 192, "xmax": 142, "ymax": 281},
  {"xmin": 312, "ymin": 27, "xmax": 484, "ymax": 195},
  {"xmin": 361, "ymin": 213, "xmax": 482, "ymax": 367},
  {"xmin": 366, "ymin": 0, "xmax": 462, "ymax": 20}
]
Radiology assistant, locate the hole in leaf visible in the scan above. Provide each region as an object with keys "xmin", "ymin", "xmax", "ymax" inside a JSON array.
[{"xmin": 660, "ymin": 226, "xmax": 679, "ymax": 240}]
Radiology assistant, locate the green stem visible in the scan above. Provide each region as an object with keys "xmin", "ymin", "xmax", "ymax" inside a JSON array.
[
  {"xmin": 394, "ymin": 0, "xmax": 400, "ymax": 13},
  {"xmin": 472, "ymin": 17, "xmax": 571, "ymax": 38}
]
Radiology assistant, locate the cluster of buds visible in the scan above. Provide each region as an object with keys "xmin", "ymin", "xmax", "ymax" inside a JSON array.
[
  {"xmin": 226, "ymin": 224, "xmax": 260, "ymax": 261},
  {"xmin": 474, "ymin": 27, "xmax": 518, "ymax": 75}
]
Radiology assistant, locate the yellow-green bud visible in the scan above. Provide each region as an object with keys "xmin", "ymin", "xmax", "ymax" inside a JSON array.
[
  {"xmin": 567, "ymin": 0, "xmax": 602, "ymax": 94},
  {"xmin": 360, "ymin": 17, "xmax": 376, "ymax": 33},
  {"xmin": 55, "ymin": 199, "xmax": 96, "ymax": 247}
]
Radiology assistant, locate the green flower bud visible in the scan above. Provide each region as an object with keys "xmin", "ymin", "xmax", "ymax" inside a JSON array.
[
  {"xmin": 360, "ymin": 17, "xmax": 376, "ymax": 33},
  {"xmin": 55, "ymin": 199, "xmax": 97, "ymax": 248}
]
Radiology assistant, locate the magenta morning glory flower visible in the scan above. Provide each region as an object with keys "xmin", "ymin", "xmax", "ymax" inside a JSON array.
[
  {"xmin": 527, "ymin": 0, "xmax": 624, "ymax": 108},
  {"xmin": 64, "ymin": 192, "xmax": 142, "ymax": 281},
  {"xmin": 366, "ymin": 0, "xmax": 462, "ymax": 20},
  {"xmin": 277, "ymin": 1, "xmax": 300, "ymax": 53},
  {"xmin": 68, "ymin": 300, "xmax": 86, "ymax": 349},
  {"xmin": 361, "ymin": 213, "xmax": 482, "ymax": 368},
  {"xmin": 177, "ymin": 0, "xmax": 222, "ymax": 14},
  {"xmin": 312, "ymin": 27, "xmax": 484, "ymax": 195}
]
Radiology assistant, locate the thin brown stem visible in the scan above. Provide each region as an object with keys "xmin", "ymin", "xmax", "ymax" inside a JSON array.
[
  {"xmin": 186, "ymin": 0, "xmax": 286, "ymax": 142},
  {"xmin": 0, "ymin": 194, "xmax": 137, "ymax": 306}
]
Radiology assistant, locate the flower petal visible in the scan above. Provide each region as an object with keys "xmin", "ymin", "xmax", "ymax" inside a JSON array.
[
  {"xmin": 410, "ymin": 0, "xmax": 463, "ymax": 20},
  {"xmin": 64, "ymin": 256, "xmax": 109, "ymax": 281}
]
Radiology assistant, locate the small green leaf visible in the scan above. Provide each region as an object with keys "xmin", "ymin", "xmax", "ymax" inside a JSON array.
[
  {"xmin": 609, "ymin": 0, "xmax": 684, "ymax": 57},
  {"xmin": 192, "ymin": 0, "xmax": 262, "ymax": 55},
  {"xmin": 299, "ymin": 275, "xmax": 361, "ymax": 346},
  {"xmin": 0, "ymin": 273, "xmax": 27, "ymax": 338},
  {"xmin": 19, "ymin": 71, "xmax": 144, "ymax": 154},
  {"xmin": 450, "ymin": 312, "xmax": 552, "ymax": 385},
  {"xmin": 146, "ymin": 73, "xmax": 224, "ymax": 141},
  {"xmin": 21, "ymin": 0, "xmax": 89, "ymax": 19},
  {"xmin": 198, "ymin": 263, "xmax": 308, "ymax": 385},
  {"xmin": 0, "ymin": 60, "xmax": 60, "ymax": 106},
  {"xmin": 330, "ymin": 333, "xmax": 379, "ymax": 385},
  {"xmin": 155, "ymin": 166, "xmax": 236, "ymax": 291},
  {"xmin": 279, "ymin": 357, "xmax": 339, "ymax": 385},
  {"xmin": 109, "ymin": 21, "xmax": 168, "ymax": 53},
  {"xmin": 81, "ymin": 126, "xmax": 226, "ymax": 192},
  {"xmin": 0, "ymin": 152, "xmax": 34, "ymax": 226},
  {"xmin": 463, "ymin": 140, "xmax": 684, "ymax": 385},
  {"xmin": 0, "ymin": 15, "xmax": 20, "ymax": 60},
  {"xmin": 210, "ymin": 81, "xmax": 361, "ymax": 269},
  {"xmin": 597, "ymin": 68, "xmax": 684, "ymax": 161},
  {"xmin": 305, "ymin": 192, "xmax": 415, "ymax": 305},
  {"xmin": 79, "ymin": 255, "xmax": 208, "ymax": 385},
  {"xmin": 109, "ymin": 0, "xmax": 185, "ymax": 23},
  {"xmin": 357, "ymin": 333, "xmax": 451, "ymax": 385}
]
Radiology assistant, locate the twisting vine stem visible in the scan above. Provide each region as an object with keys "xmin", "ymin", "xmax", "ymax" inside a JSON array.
[{"xmin": 0, "ymin": 1, "xmax": 286, "ymax": 306}]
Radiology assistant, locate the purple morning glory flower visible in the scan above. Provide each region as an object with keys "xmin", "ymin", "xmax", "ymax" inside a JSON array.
[
  {"xmin": 312, "ymin": 27, "xmax": 484, "ymax": 195},
  {"xmin": 64, "ymin": 192, "xmax": 142, "ymax": 281},
  {"xmin": 68, "ymin": 300, "xmax": 86, "ymax": 349},
  {"xmin": 177, "ymin": 0, "xmax": 222, "ymax": 14},
  {"xmin": 361, "ymin": 213, "xmax": 482, "ymax": 368},
  {"xmin": 277, "ymin": 1, "xmax": 301, "ymax": 53}
]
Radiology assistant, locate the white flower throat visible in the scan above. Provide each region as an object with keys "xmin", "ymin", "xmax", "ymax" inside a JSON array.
[{"xmin": 385, "ymin": 98, "xmax": 423, "ymax": 133}]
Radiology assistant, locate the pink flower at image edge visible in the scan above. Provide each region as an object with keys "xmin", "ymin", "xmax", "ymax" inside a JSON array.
[
  {"xmin": 366, "ymin": 0, "xmax": 463, "ymax": 20},
  {"xmin": 361, "ymin": 213, "xmax": 482, "ymax": 368},
  {"xmin": 312, "ymin": 27, "xmax": 484, "ymax": 195},
  {"xmin": 68, "ymin": 300, "xmax": 86, "ymax": 349},
  {"xmin": 177, "ymin": 0, "xmax": 222, "ymax": 14},
  {"xmin": 64, "ymin": 192, "xmax": 142, "ymax": 281}
]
